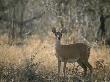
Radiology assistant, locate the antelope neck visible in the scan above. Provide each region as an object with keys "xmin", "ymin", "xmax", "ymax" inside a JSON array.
[{"xmin": 55, "ymin": 38, "xmax": 61, "ymax": 48}]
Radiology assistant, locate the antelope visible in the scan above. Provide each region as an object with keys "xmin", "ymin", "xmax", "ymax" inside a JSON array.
[{"xmin": 52, "ymin": 28, "xmax": 93, "ymax": 77}]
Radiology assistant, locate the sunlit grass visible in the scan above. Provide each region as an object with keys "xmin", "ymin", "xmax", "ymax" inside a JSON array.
[{"xmin": 0, "ymin": 34, "xmax": 110, "ymax": 82}]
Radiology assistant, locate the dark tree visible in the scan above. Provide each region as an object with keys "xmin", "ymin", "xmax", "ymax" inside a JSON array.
[{"xmin": 97, "ymin": 10, "xmax": 110, "ymax": 41}]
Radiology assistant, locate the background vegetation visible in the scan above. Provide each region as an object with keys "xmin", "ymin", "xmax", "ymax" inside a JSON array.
[{"xmin": 0, "ymin": 0, "xmax": 110, "ymax": 82}]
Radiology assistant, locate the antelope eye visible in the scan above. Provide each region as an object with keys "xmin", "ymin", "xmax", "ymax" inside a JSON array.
[{"xmin": 55, "ymin": 33, "xmax": 57, "ymax": 36}]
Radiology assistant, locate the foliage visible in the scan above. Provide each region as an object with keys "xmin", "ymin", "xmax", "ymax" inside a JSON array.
[{"xmin": 0, "ymin": 0, "xmax": 110, "ymax": 82}]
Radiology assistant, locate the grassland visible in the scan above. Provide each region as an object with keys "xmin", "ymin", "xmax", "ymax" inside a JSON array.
[{"xmin": 0, "ymin": 34, "xmax": 110, "ymax": 82}]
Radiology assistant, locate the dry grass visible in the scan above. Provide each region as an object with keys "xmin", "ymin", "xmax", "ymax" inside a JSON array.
[{"xmin": 0, "ymin": 34, "xmax": 110, "ymax": 82}]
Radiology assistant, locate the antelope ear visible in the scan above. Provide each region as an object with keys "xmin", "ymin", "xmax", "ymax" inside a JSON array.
[
  {"xmin": 52, "ymin": 27, "xmax": 56, "ymax": 33},
  {"xmin": 61, "ymin": 28, "xmax": 67, "ymax": 33}
]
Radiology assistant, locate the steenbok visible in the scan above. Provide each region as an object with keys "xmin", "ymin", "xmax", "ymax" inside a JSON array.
[{"xmin": 52, "ymin": 28, "xmax": 93, "ymax": 77}]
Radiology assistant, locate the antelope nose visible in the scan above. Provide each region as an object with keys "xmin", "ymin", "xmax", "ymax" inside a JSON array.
[
  {"xmin": 58, "ymin": 37, "xmax": 60, "ymax": 40},
  {"xmin": 56, "ymin": 35, "xmax": 60, "ymax": 40}
]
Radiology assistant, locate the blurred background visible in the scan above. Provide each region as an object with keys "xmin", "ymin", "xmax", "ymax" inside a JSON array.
[{"xmin": 0, "ymin": 0, "xmax": 110, "ymax": 82}]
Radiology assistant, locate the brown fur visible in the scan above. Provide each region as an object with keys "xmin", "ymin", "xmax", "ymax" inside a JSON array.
[{"xmin": 52, "ymin": 28, "xmax": 93, "ymax": 78}]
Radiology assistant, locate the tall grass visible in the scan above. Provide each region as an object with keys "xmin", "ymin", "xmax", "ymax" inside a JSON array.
[{"xmin": 0, "ymin": 34, "xmax": 110, "ymax": 82}]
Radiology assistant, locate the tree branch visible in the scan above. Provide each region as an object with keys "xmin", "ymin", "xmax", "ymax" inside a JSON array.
[{"xmin": 0, "ymin": 12, "xmax": 45, "ymax": 26}]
